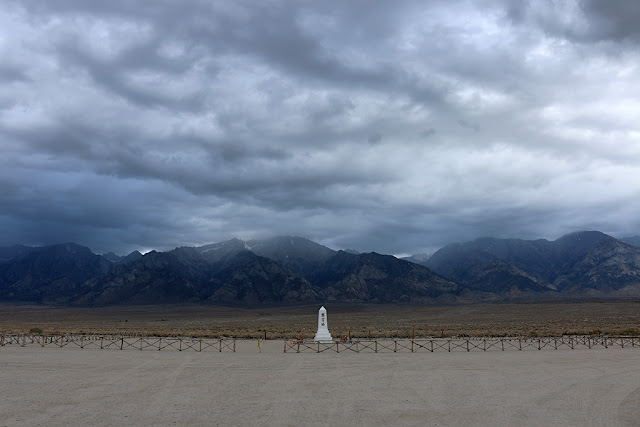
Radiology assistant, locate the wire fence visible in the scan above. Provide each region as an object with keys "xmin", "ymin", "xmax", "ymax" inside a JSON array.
[
  {"xmin": 283, "ymin": 335, "xmax": 640, "ymax": 353},
  {"xmin": 2, "ymin": 333, "xmax": 639, "ymax": 353},
  {"xmin": 0, "ymin": 333, "xmax": 236, "ymax": 352}
]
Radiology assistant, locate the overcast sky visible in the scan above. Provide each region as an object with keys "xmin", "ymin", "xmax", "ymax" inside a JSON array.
[{"xmin": 1, "ymin": 0, "xmax": 639, "ymax": 256}]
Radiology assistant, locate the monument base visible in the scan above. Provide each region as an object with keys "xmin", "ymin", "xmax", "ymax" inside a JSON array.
[{"xmin": 314, "ymin": 332, "xmax": 333, "ymax": 343}]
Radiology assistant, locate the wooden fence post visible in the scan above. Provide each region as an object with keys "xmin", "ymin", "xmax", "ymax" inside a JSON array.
[
  {"xmin": 179, "ymin": 338, "xmax": 182, "ymax": 352},
  {"xmin": 199, "ymin": 338, "xmax": 202, "ymax": 352},
  {"xmin": 233, "ymin": 339, "xmax": 236, "ymax": 352},
  {"xmin": 375, "ymin": 340, "xmax": 378, "ymax": 353},
  {"xmin": 466, "ymin": 340, "xmax": 470, "ymax": 352}
]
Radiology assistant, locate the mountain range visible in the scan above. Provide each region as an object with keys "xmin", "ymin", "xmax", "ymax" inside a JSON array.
[
  {"xmin": 407, "ymin": 231, "xmax": 640, "ymax": 298},
  {"xmin": 1, "ymin": 231, "xmax": 639, "ymax": 306}
]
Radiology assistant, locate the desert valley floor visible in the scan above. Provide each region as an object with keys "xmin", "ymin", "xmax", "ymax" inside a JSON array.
[
  {"xmin": 1, "ymin": 300, "xmax": 639, "ymax": 338},
  {"xmin": 1, "ymin": 344, "xmax": 639, "ymax": 426}
]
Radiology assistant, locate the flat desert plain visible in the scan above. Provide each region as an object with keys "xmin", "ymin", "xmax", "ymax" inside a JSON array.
[
  {"xmin": 1, "ymin": 344, "xmax": 639, "ymax": 426},
  {"xmin": 2, "ymin": 300, "xmax": 640, "ymax": 338}
]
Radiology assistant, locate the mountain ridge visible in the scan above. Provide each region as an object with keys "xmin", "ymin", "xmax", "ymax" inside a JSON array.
[
  {"xmin": 2, "ymin": 230, "xmax": 640, "ymax": 305},
  {"xmin": 411, "ymin": 231, "xmax": 640, "ymax": 297},
  {"xmin": 0, "ymin": 237, "xmax": 457, "ymax": 305}
]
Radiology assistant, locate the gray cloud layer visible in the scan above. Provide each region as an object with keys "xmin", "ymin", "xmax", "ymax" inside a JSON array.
[{"xmin": 1, "ymin": 0, "xmax": 639, "ymax": 255}]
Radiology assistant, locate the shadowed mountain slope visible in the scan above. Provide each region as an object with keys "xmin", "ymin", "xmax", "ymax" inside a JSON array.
[
  {"xmin": 311, "ymin": 251, "xmax": 459, "ymax": 303},
  {"xmin": 0, "ymin": 243, "xmax": 113, "ymax": 303},
  {"xmin": 80, "ymin": 250, "xmax": 319, "ymax": 305},
  {"xmin": 245, "ymin": 236, "xmax": 336, "ymax": 278},
  {"xmin": 416, "ymin": 231, "xmax": 640, "ymax": 296}
]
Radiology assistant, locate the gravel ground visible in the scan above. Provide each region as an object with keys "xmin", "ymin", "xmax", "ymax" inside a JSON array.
[{"xmin": 1, "ymin": 343, "xmax": 639, "ymax": 426}]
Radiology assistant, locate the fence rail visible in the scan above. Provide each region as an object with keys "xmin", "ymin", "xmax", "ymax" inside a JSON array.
[
  {"xmin": 0, "ymin": 333, "xmax": 236, "ymax": 352},
  {"xmin": 282, "ymin": 335, "xmax": 640, "ymax": 353},
  {"xmin": 2, "ymin": 333, "xmax": 639, "ymax": 354}
]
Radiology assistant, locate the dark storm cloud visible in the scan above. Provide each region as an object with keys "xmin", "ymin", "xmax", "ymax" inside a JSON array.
[
  {"xmin": 507, "ymin": 0, "xmax": 640, "ymax": 44},
  {"xmin": 0, "ymin": 66, "xmax": 29, "ymax": 84},
  {"xmin": 1, "ymin": 0, "xmax": 639, "ymax": 256}
]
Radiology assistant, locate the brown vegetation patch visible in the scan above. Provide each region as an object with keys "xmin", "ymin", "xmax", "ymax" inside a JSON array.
[{"xmin": 1, "ymin": 300, "xmax": 639, "ymax": 338}]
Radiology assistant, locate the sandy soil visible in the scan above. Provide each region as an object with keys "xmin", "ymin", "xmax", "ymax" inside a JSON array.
[{"xmin": 1, "ymin": 344, "xmax": 639, "ymax": 426}]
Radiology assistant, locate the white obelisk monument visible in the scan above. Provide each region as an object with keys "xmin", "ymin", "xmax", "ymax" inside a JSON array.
[{"xmin": 314, "ymin": 306, "xmax": 333, "ymax": 343}]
